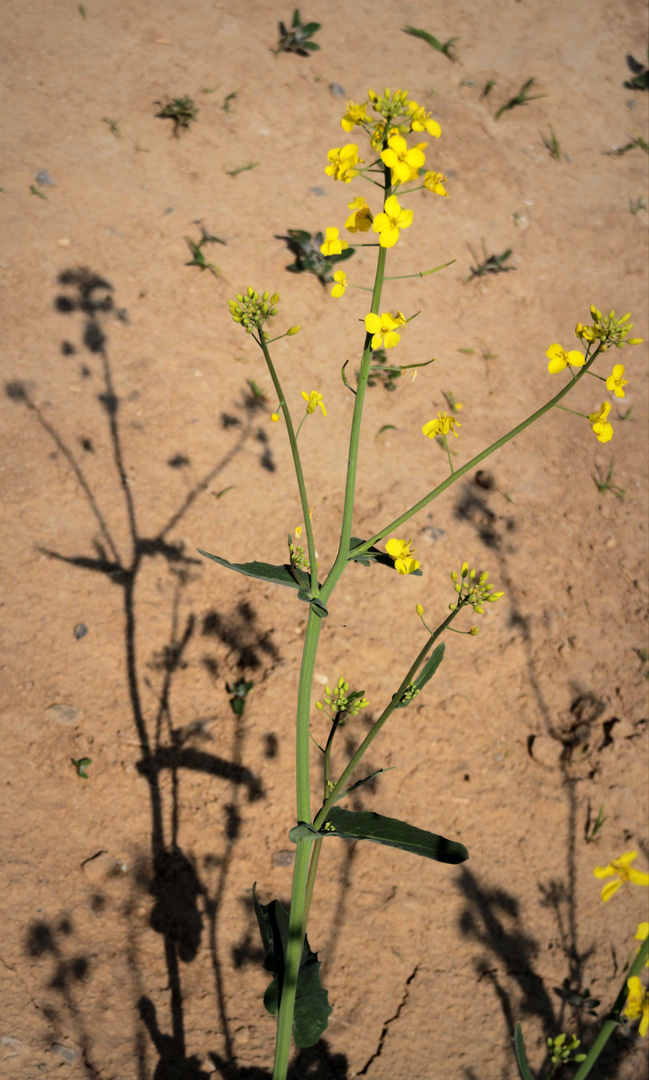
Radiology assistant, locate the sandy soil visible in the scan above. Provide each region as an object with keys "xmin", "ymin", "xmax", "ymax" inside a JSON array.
[{"xmin": 1, "ymin": 2, "xmax": 648, "ymax": 1078}]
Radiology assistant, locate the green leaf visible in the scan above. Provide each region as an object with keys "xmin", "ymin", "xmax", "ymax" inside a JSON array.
[
  {"xmin": 71, "ymin": 757, "xmax": 91, "ymax": 779},
  {"xmin": 321, "ymin": 807, "xmax": 468, "ymax": 864},
  {"xmin": 403, "ymin": 26, "xmax": 458, "ymax": 57},
  {"xmin": 414, "ymin": 642, "xmax": 445, "ymax": 692},
  {"xmin": 513, "ymin": 1024, "xmax": 535, "ymax": 1080},
  {"xmin": 198, "ymin": 550, "xmax": 303, "ymax": 590},
  {"xmin": 253, "ymin": 885, "xmax": 331, "ymax": 1047},
  {"xmin": 288, "ymin": 822, "xmax": 321, "ymax": 843}
]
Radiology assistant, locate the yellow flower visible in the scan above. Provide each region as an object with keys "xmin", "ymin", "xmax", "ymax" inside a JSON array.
[
  {"xmin": 295, "ymin": 526, "xmax": 302, "ymax": 538},
  {"xmin": 415, "ymin": 603, "xmax": 424, "ymax": 617},
  {"xmin": 325, "ymin": 143, "xmax": 363, "ymax": 182},
  {"xmin": 546, "ymin": 343, "xmax": 585, "ymax": 374},
  {"xmin": 423, "ymin": 171, "xmax": 449, "ymax": 196},
  {"xmin": 341, "ymin": 100, "xmax": 369, "ymax": 133},
  {"xmin": 364, "ymin": 311, "xmax": 406, "ymax": 349},
  {"xmin": 345, "ymin": 196, "xmax": 373, "ymax": 233},
  {"xmin": 380, "ymin": 134, "xmax": 426, "ymax": 185},
  {"xmin": 635, "ymin": 922, "xmax": 649, "ymax": 942},
  {"xmin": 606, "ymin": 364, "xmax": 628, "ymax": 398},
  {"xmin": 593, "ymin": 850, "xmax": 649, "ymax": 902},
  {"xmin": 385, "ymin": 538, "xmax": 420, "ymax": 575},
  {"xmin": 302, "ymin": 390, "xmax": 327, "ymax": 416},
  {"xmin": 575, "ymin": 321, "xmax": 597, "ymax": 342},
  {"xmin": 370, "ymin": 121, "xmax": 386, "ymax": 150},
  {"xmin": 320, "ymin": 227, "xmax": 349, "ymax": 256},
  {"xmin": 624, "ymin": 976, "xmax": 649, "ymax": 1037},
  {"xmin": 372, "ymin": 194, "xmax": 413, "ymax": 248},
  {"xmin": 588, "ymin": 401, "xmax": 613, "ymax": 443},
  {"xmin": 331, "ymin": 270, "xmax": 348, "ymax": 298},
  {"xmin": 407, "ymin": 101, "xmax": 442, "ymax": 138},
  {"xmin": 422, "ymin": 412, "xmax": 461, "ymax": 439},
  {"xmin": 271, "ymin": 413, "xmax": 280, "ymax": 422}
]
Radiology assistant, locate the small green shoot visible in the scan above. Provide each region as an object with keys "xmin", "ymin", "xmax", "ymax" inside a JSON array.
[
  {"xmin": 481, "ymin": 79, "xmax": 496, "ymax": 99},
  {"xmin": 376, "ymin": 424, "xmax": 397, "ymax": 441},
  {"xmin": 78, "ymin": 4, "xmax": 87, "ymax": 18},
  {"xmin": 554, "ymin": 980, "xmax": 601, "ymax": 1016},
  {"xmin": 225, "ymin": 162, "xmax": 260, "ymax": 178},
  {"xmin": 541, "ymin": 127, "xmax": 561, "ymax": 161},
  {"xmin": 155, "ymin": 95, "xmax": 198, "ymax": 137},
  {"xmin": 222, "ymin": 91, "xmax": 239, "ymax": 113},
  {"xmin": 184, "ymin": 221, "xmax": 226, "ymax": 277},
  {"xmin": 403, "ymin": 26, "xmax": 458, "ymax": 62},
  {"xmin": 629, "ymin": 196, "xmax": 647, "ymax": 214},
  {"xmin": 467, "ymin": 241, "xmax": 515, "ymax": 280},
  {"xmin": 29, "ymin": 185, "xmax": 47, "ymax": 200},
  {"xmin": 228, "ymin": 679, "xmax": 254, "ymax": 716},
  {"xmin": 201, "ymin": 85, "xmax": 219, "ymax": 94},
  {"xmin": 442, "ymin": 390, "xmax": 463, "ymax": 414},
  {"xmin": 494, "ymin": 78, "xmax": 545, "ymax": 120},
  {"xmin": 102, "ymin": 116, "xmax": 121, "ymax": 137},
  {"xmin": 593, "ymin": 457, "xmax": 625, "ymax": 501},
  {"xmin": 635, "ymin": 647, "xmax": 649, "ymax": 679},
  {"xmin": 280, "ymin": 228, "xmax": 354, "ymax": 285},
  {"xmin": 624, "ymin": 51, "xmax": 649, "ymax": 91},
  {"xmin": 247, "ymin": 379, "xmax": 268, "ymax": 404},
  {"xmin": 606, "ymin": 135, "xmax": 649, "ymax": 156},
  {"xmin": 585, "ymin": 802, "xmax": 606, "ymax": 843},
  {"xmin": 275, "ymin": 10, "xmax": 321, "ymax": 56},
  {"xmin": 71, "ymin": 757, "xmax": 92, "ymax": 779}
]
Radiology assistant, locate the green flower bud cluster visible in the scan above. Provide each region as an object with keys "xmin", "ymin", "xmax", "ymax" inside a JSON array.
[
  {"xmin": 288, "ymin": 540, "xmax": 310, "ymax": 572},
  {"xmin": 449, "ymin": 561, "xmax": 504, "ymax": 614},
  {"xmin": 315, "ymin": 676, "xmax": 369, "ymax": 719},
  {"xmin": 576, "ymin": 307, "xmax": 643, "ymax": 351},
  {"xmin": 399, "ymin": 681, "xmax": 420, "ymax": 705},
  {"xmin": 369, "ymin": 87, "xmax": 410, "ymax": 122},
  {"xmin": 228, "ymin": 287, "xmax": 280, "ymax": 335},
  {"xmin": 546, "ymin": 1033, "xmax": 586, "ymax": 1067}
]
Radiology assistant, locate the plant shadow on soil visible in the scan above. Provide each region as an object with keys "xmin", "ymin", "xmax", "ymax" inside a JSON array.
[
  {"xmin": 454, "ymin": 476, "xmax": 639, "ymax": 1079},
  {"xmin": 14, "ymin": 267, "xmax": 351, "ymax": 1079}
]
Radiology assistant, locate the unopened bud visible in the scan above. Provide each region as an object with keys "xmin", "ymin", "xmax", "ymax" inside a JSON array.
[
  {"xmin": 461, "ymin": 561, "xmax": 468, "ymax": 577},
  {"xmin": 416, "ymin": 603, "xmax": 424, "ymax": 617},
  {"xmin": 287, "ymin": 325, "xmax": 300, "ymax": 335},
  {"xmin": 247, "ymin": 286, "xmax": 255, "ymax": 298},
  {"xmin": 628, "ymin": 338, "xmax": 644, "ymax": 345},
  {"xmin": 469, "ymin": 626, "xmax": 479, "ymax": 636},
  {"xmin": 315, "ymin": 701, "xmax": 323, "ymax": 710},
  {"xmin": 271, "ymin": 293, "xmax": 280, "ymax": 304},
  {"xmin": 262, "ymin": 290, "xmax": 269, "ymax": 301}
]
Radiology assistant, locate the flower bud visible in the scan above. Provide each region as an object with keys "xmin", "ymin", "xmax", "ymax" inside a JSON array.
[
  {"xmin": 262, "ymin": 291, "xmax": 269, "ymax": 301},
  {"xmin": 271, "ymin": 293, "xmax": 280, "ymax": 304},
  {"xmin": 287, "ymin": 325, "xmax": 300, "ymax": 335},
  {"xmin": 315, "ymin": 701, "xmax": 323, "ymax": 710},
  {"xmin": 461, "ymin": 561, "xmax": 468, "ymax": 577},
  {"xmin": 247, "ymin": 285, "xmax": 255, "ymax": 298},
  {"xmin": 469, "ymin": 626, "xmax": 479, "ymax": 636},
  {"xmin": 629, "ymin": 338, "xmax": 644, "ymax": 345},
  {"xmin": 416, "ymin": 603, "xmax": 424, "ymax": 617}
]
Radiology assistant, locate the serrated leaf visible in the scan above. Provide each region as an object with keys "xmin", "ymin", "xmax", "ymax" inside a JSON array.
[
  {"xmin": 513, "ymin": 1024, "xmax": 535, "ymax": 1080},
  {"xmin": 253, "ymin": 885, "xmax": 331, "ymax": 1047},
  {"xmin": 198, "ymin": 550, "xmax": 302, "ymax": 590},
  {"xmin": 322, "ymin": 807, "xmax": 468, "ymax": 864}
]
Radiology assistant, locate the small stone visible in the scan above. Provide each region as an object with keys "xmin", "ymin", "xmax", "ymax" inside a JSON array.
[
  {"xmin": 74, "ymin": 623, "xmax": 88, "ymax": 640},
  {"xmin": 35, "ymin": 169, "xmax": 54, "ymax": 186},
  {"xmin": 273, "ymin": 850, "xmax": 295, "ymax": 868},
  {"xmin": 313, "ymin": 671, "xmax": 329, "ymax": 686},
  {"xmin": 46, "ymin": 704, "xmax": 79, "ymax": 725},
  {"xmin": 309, "ymin": 186, "xmax": 327, "ymax": 196},
  {"xmin": 2, "ymin": 1036, "xmax": 26, "ymax": 1056},
  {"xmin": 329, "ymin": 82, "xmax": 346, "ymax": 98},
  {"xmin": 50, "ymin": 1044, "xmax": 78, "ymax": 1063}
]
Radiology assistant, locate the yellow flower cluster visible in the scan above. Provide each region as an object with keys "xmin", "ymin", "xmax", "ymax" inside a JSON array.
[
  {"xmin": 315, "ymin": 676, "xmax": 369, "ymax": 717},
  {"xmin": 449, "ymin": 562, "xmax": 504, "ymax": 614},
  {"xmin": 575, "ymin": 306, "xmax": 643, "ymax": 350},
  {"xmin": 228, "ymin": 286, "xmax": 279, "ymax": 334}
]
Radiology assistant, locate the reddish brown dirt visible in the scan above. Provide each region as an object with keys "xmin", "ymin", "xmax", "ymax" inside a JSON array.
[{"xmin": 1, "ymin": 2, "xmax": 648, "ymax": 1078}]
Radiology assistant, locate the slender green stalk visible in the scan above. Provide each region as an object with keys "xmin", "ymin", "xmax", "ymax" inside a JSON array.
[
  {"xmin": 271, "ymin": 838, "xmax": 312, "ymax": 1080},
  {"xmin": 443, "ymin": 434, "xmax": 455, "ymax": 474},
  {"xmin": 571, "ymin": 938, "xmax": 649, "ymax": 1080},
  {"xmin": 258, "ymin": 336, "xmax": 319, "ymax": 593},
  {"xmin": 353, "ymin": 346, "xmax": 601, "ymax": 555}
]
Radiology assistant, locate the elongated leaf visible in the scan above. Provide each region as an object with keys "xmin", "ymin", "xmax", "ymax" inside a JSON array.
[
  {"xmin": 323, "ymin": 807, "xmax": 468, "ymax": 863},
  {"xmin": 253, "ymin": 886, "xmax": 331, "ymax": 1047},
  {"xmin": 414, "ymin": 642, "xmax": 445, "ymax": 692},
  {"xmin": 513, "ymin": 1024, "xmax": 535, "ymax": 1080},
  {"xmin": 404, "ymin": 26, "xmax": 444, "ymax": 50},
  {"xmin": 198, "ymin": 550, "xmax": 304, "ymax": 590}
]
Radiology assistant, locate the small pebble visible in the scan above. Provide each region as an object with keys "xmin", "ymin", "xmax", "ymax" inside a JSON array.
[
  {"xmin": 74, "ymin": 622, "xmax": 88, "ymax": 640},
  {"xmin": 50, "ymin": 1044, "xmax": 78, "ymax": 1063},
  {"xmin": 329, "ymin": 82, "xmax": 346, "ymax": 98},
  {"xmin": 309, "ymin": 186, "xmax": 327, "ymax": 196},
  {"xmin": 273, "ymin": 850, "xmax": 295, "ymax": 868},
  {"xmin": 35, "ymin": 169, "xmax": 54, "ymax": 186},
  {"xmin": 46, "ymin": 704, "xmax": 79, "ymax": 725}
]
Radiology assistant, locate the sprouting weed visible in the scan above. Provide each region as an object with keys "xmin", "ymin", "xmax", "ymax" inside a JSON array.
[
  {"xmin": 606, "ymin": 135, "xmax": 649, "ymax": 156},
  {"xmin": 403, "ymin": 26, "xmax": 459, "ymax": 62},
  {"xmin": 184, "ymin": 221, "xmax": 226, "ymax": 277},
  {"xmin": 442, "ymin": 390, "xmax": 463, "ymax": 414},
  {"xmin": 226, "ymin": 162, "xmax": 260, "ymax": 178},
  {"xmin": 78, "ymin": 3, "xmax": 87, "ymax": 18},
  {"xmin": 629, "ymin": 196, "xmax": 647, "ymax": 214},
  {"xmin": 593, "ymin": 457, "xmax": 625, "ymax": 501},
  {"xmin": 280, "ymin": 228, "xmax": 354, "ymax": 285},
  {"xmin": 29, "ymin": 185, "xmax": 47, "ymax": 200},
  {"xmin": 228, "ymin": 679, "xmax": 254, "ymax": 717},
  {"xmin": 274, "ymin": 10, "xmax": 321, "ymax": 56},
  {"xmin": 71, "ymin": 757, "xmax": 92, "ymax": 779},
  {"xmin": 585, "ymin": 802, "xmax": 607, "ymax": 843},
  {"xmin": 624, "ymin": 51, "xmax": 649, "ymax": 91},
  {"xmin": 542, "ymin": 127, "xmax": 561, "ymax": 160},
  {"xmin": 221, "ymin": 91, "xmax": 239, "ymax": 113},
  {"xmin": 494, "ymin": 77, "xmax": 545, "ymax": 120},
  {"xmin": 554, "ymin": 980, "xmax": 601, "ymax": 1016},
  {"xmin": 467, "ymin": 241, "xmax": 515, "ymax": 280},
  {"xmin": 155, "ymin": 95, "xmax": 198, "ymax": 137},
  {"xmin": 481, "ymin": 79, "xmax": 496, "ymax": 99},
  {"xmin": 102, "ymin": 116, "xmax": 121, "ymax": 137}
]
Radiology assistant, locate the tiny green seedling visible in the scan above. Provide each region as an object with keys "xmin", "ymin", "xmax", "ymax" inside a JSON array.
[
  {"xmin": 280, "ymin": 228, "xmax": 354, "ymax": 285},
  {"xmin": 275, "ymin": 10, "xmax": 321, "ymax": 56},
  {"xmin": 629, "ymin": 196, "xmax": 647, "ymax": 214},
  {"xmin": 184, "ymin": 221, "xmax": 226, "ymax": 277},
  {"xmin": 155, "ymin": 95, "xmax": 198, "ymax": 137},
  {"xmin": 228, "ymin": 679, "xmax": 254, "ymax": 716},
  {"xmin": 78, "ymin": 3, "xmax": 87, "ymax": 18},
  {"xmin": 481, "ymin": 79, "xmax": 496, "ymax": 99},
  {"xmin": 221, "ymin": 91, "xmax": 239, "ymax": 113},
  {"xmin": 403, "ymin": 26, "xmax": 458, "ymax": 62},
  {"xmin": 225, "ymin": 162, "xmax": 260, "ymax": 178},
  {"xmin": 29, "ymin": 184, "xmax": 47, "ymax": 200},
  {"xmin": 467, "ymin": 241, "xmax": 515, "ymax": 280},
  {"xmin": 494, "ymin": 78, "xmax": 545, "ymax": 120},
  {"xmin": 442, "ymin": 390, "xmax": 463, "ymax": 414},
  {"xmin": 593, "ymin": 457, "xmax": 625, "ymax": 501},
  {"xmin": 624, "ymin": 51, "xmax": 649, "ymax": 91},
  {"xmin": 585, "ymin": 802, "xmax": 607, "ymax": 843},
  {"xmin": 606, "ymin": 135, "xmax": 649, "ymax": 156},
  {"xmin": 541, "ymin": 127, "xmax": 561, "ymax": 161},
  {"xmin": 71, "ymin": 757, "xmax": 92, "ymax": 779},
  {"xmin": 102, "ymin": 116, "xmax": 121, "ymax": 138}
]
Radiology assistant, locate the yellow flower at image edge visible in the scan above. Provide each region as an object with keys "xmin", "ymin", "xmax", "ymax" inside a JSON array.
[
  {"xmin": 302, "ymin": 390, "xmax": 327, "ymax": 416},
  {"xmin": 593, "ymin": 850, "xmax": 649, "ymax": 902},
  {"xmin": 385, "ymin": 538, "xmax": 420, "ymax": 575},
  {"xmin": 372, "ymin": 195, "xmax": 413, "ymax": 248},
  {"xmin": 320, "ymin": 227, "xmax": 349, "ymax": 256},
  {"xmin": 331, "ymin": 271, "xmax": 348, "ymax": 298},
  {"xmin": 606, "ymin": 364, "xmax": 628, "ymax": 398},
  {"xmin": 546, "ymin": 343, "xmax": 585, "ymax": 374},
  {"xmin": 422, "ymin": 412, "xmax": 461, "ymax": 438},
  {"xmin": 625, "ymin": 976, "xmax": 649, "ymax": 1038},
  {"xmin": 364, "ymin": 311, "xmax": 406, "ymax": 349},
  {"xmin": 588, "ymin": 401, "xmax": 613, "ymax": 443}
]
